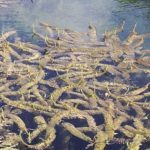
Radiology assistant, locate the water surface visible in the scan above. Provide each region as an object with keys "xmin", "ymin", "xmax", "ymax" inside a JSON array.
[
  {"xmin": 0, "ymin": 0, "xmax": 150, "ymax": 45},
  {"xmin": 0, "ymin": 1, "xmax": 150, "ymax": 150}
]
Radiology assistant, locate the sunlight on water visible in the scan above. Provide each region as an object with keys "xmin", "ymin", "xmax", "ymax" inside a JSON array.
[
  {"xmin": 1, "ymin": 0, "xmax": 117, "ymax": 32},
  {"xmin": 0, "ymin": 0, "xmax": 149, "ymax": 42},
  {"xmin": 0, "ymin": 1, "xmax": 150, "ymax": 149}
]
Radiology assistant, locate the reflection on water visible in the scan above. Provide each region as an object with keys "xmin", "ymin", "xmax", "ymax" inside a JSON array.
[
  {"xmin": 0, "ymin": 0, "xmax": 118, "ymax": 34},
  {"xmin": 0, "ymin": 1, "xmax": 150, "ymax": 150},
  {"xmin": 0, "ymin": 0, "xmax": 149, "ymax": 38}
]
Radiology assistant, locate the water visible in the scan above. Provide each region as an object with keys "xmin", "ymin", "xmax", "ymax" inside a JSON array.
[
  {"xmin": 0, "ymin": 1, "xmax": 150, "ymax": 150},
  {"xmin": 0, "ymin": 0, "xmax": 150, "ymax": 45}
]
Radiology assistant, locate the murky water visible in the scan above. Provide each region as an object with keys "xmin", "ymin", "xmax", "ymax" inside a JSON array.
[{"xmin": 0, "ymin": 0, "xmax": 150, "ymax": 45}]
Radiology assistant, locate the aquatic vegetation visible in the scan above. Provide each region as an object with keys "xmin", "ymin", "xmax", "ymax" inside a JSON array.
[{"xmin": 0, "ymin": 22, "xmax": 150, "ymax": 150}]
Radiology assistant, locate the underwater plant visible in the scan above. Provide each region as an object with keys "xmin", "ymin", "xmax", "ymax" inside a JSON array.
[{"xmin": 0, "ymin": 22, "xmax": 150, "ymax": 150}]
